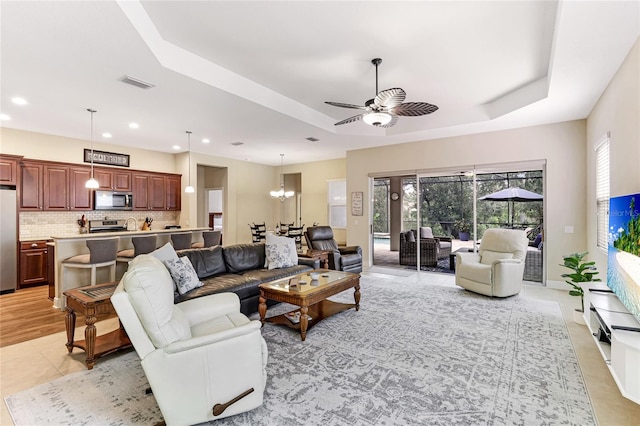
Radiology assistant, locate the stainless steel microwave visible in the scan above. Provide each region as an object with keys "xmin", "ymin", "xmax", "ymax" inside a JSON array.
[{"xmin": 94, "ymin": 190, "xmax": 133, "ymax": 210}]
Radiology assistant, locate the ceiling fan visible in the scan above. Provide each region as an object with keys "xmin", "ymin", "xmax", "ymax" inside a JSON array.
[{"xmin": 325, "ymin": 58, "xmax": 438, "ymax": 128}]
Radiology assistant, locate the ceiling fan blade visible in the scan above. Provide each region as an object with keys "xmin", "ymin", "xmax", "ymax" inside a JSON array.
[
  {"xmin": 389, "ymin": 102, "xmax": 439, "ymax": 116},
  {"xmin": 334, "ymin": 114, "xmax": 363, "ymax": 126},
  {"xmin": 325, "ymin": 101, "xmax": 368, "ymax": 110},
  {"xmin": 374, "ymin": 88, "xmax": 406, "ymax": 108},
  {"xmin": 376, "ymin": 116, "xmax": 399, "ymax": 128}
]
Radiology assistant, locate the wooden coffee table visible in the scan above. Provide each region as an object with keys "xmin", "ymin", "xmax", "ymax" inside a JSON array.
[
  {"xmin": 258, "ymin": 269, "xmax": 360, "ymax": 341},
  {"xmin": 64, "ymin": 281, "xmax": 131, "ymax": 370}
]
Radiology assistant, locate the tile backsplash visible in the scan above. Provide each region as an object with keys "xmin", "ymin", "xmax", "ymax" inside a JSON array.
[{"xmin": 20, "ymin": 210, "xmax": 179, "ymax": 239}]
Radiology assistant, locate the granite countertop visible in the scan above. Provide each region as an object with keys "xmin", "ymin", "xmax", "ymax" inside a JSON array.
[{"xmin": 28, "ymin": 227, "xmax": 210, "ymax": 241}]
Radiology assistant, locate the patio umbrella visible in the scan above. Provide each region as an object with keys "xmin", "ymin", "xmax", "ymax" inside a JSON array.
[{"xmin": 479, "ymin": 187, "xmax": 543, "ymax": 227}]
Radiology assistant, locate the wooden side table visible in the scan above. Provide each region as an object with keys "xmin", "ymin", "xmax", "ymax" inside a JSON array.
[
  {"xmin": 298, "ymin": 249, "xmax": 331, "ymax": 269},
  {"xmin": 64, "ymin": 281, "xmax": 131, "ymax": 370}
]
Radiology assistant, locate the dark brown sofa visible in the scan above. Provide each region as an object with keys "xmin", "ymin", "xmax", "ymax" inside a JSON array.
[{"xmin": 176, "ymin": 243, "xmax": 318, "ymax": 315}]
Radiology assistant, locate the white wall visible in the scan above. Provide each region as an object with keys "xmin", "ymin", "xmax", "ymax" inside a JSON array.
[
  {"xmin": 0, "ymin": 127, "xmax": 177, "ymax": 173},
  {"xmin": 282, "ymin": 158, "xmax": 347, "ymax": 243},
  {"xmin": 347, "ymin": 120, "xmax": 588, "ymax": 283},
  {"xmin": 586, "ymin": 37, "xmax": 640, "ymax": 273}
]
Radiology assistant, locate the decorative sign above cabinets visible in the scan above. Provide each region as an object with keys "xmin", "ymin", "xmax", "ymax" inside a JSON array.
[{"xmin": 84, "ymin": 149, "xmax": 130, "ymax": 167}]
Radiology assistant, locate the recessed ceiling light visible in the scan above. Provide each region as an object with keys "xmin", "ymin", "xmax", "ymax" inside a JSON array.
[
  {"xmin": 11, "ymin": 97, "xmax": 27, "ymax": 105},
  {"xmin": 202, "ymin": 138, "xmax": 210, "ymax": 143},
  {"xmin": 231, "ymin": 141, "xmax": 244, "ymax": 146},
  {"xmin": 129, "ymin": 122, "xmax": 139, "ymax": 129},
  {"xmin": 102, "ymin": 132, "xmax": 112, "ymax": 138},
  {"xmin": 0, "ymin": 114, "xmax": 10, "ymax": 121},
  {"xmin": 172, "ymin": 145, "xmax": 180, "ymax": 150}
]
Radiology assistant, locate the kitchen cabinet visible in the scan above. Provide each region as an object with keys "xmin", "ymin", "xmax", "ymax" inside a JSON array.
[
  {"xmin": 132, "ymin": 173, "xmax": 149, "ymax": 210},
  {"xmin": 95, "ymin": 168, "xmax": 131, "ymax": 192},
  {"xmin": 133, "ymin": 172, "xmax": 181, "ymax": 211},
  {"xmin": 47, "ymin": 243, "xmax": 55, "ymax": 300},
  {"xmin": 69, "ymin": 167, "xmax": 93, "ymax": 210},
  {"xmin": 43, "ymin": 164, "xmax": 69, "ymax": 210},
  {"xmin": 0, "ymin": 155, "xmax": 20, "ymax": 186},
  {"xmin": 19, "ymin": 240, "xmax": 49, "ymax": 288},
  {"xmin": 165, "ymin": 175, "xmax": 181, "ymax": 211},
  {"xmin": 148, "ymin": 175, "xmax": 166, "ymax": 210},
  {"xmin": 18, "ymin": 159, "xmax": 180, "ymax": 212},
  {"xmin": 19, "ymin": 161, "xmax": 43, "ymax": 210}
]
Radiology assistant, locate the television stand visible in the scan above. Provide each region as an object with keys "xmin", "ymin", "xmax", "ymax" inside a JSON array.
[{"xmin": 587, "ymin": 289, "xmax": 640, "ymax": 404}]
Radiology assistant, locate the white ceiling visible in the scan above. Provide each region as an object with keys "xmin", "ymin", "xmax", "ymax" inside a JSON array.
[{"xmin": 1, "ymin": 1, "xmax": 638, "ymax": 166}]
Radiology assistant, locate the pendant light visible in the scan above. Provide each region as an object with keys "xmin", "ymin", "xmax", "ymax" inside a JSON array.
[
  {"xmin": 184, "ymin": 131, "xmax": 195, "ymax": 193},
  {"xmin": 85, "ymin": 108, "xmax": 99, "ymax": 189},
  {"xmin": 270, "ymin": 154, "xmax": 294, "ymax": 201}
]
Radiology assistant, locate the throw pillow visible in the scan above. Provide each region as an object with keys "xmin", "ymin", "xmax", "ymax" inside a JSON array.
[
  {"xmin": 420, "ymin": 227, "xmax": 434, "ymax": 239},
  {"xmin": 480, "ymin": 250, "xmax": 514, "ymax": 265},
  {"xmin": 150, "ymin": 242, "xmax": 179, "ymax": 263},
  {"xmin": 164, "ymin": 257, "xmax": 203, "ymax": 295},
  {"xmin": 405, "ymin": 231, "xmax": 416, "ymax": 243},
  {"xmin": 265, "ymin": 233, "xmax": 298, "ymax": 270}
]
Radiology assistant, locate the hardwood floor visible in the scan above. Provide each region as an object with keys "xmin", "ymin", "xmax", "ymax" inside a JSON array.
[{"xmin": 0, "ymin": 285, "xmax": 115, "ymax": 348}]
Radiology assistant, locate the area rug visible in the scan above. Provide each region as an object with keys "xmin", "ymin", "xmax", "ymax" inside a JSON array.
[{"xmin": 5, "ymin": 275, "xmax": 595, "ymax": 425}]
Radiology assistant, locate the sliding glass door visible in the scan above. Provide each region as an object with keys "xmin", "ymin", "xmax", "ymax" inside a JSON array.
[{"xmin": 371, "ymin": 162, "xmax": 544, "ymax": 282}]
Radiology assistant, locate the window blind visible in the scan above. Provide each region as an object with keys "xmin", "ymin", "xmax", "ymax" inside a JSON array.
[{"xmin": 595, "ymin": 139, "xmax": 609, "ymax": 251}]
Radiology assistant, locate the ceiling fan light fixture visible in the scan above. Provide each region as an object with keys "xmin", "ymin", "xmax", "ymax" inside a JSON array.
[{"xmin": 363, "ymin": 112, "xmax": 392, "ymax": 126}]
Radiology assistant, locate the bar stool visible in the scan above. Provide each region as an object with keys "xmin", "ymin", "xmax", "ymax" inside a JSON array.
[
  {"xmin": 170, "ymin": 232, "xmax": 192, "ymax": 250},
  {"xmin": 191, "ymin": 230, "xmax": 222, "ymax": 248},
  {"xmin": 117, "ymin": 235, "xmax": 157, "ymax": 260},
  {"xmin": 62, "ymin": 237, "xmax": 118, "ymax": 286}
]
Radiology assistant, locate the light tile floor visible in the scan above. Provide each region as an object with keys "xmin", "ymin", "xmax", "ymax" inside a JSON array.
[{"xmin": 2, "ymin": 271, "xmax": 639, "ymax": 425}]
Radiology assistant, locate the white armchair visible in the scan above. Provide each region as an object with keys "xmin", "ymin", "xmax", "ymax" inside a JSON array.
[
  {"xmin": 455, "ymin": 228, "xmax": 528, "ymax": 297},
  {"xmin": 111, "ymin": 255, "xmax": 267, "ymax": 426}
]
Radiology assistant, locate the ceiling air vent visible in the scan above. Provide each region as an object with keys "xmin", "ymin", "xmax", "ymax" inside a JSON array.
[
  {"xmin": 120, "ymin": 75, "xmax": 155, "ymax": 90},
  {"xmin": 306, "ymin": 137, "xmax": 319, "ymax": 142},
  {"xmin": 231, "ymin": 141, "xmax": 244, "ymax": 146}
]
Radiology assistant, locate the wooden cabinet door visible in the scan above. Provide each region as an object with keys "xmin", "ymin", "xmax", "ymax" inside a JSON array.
[
  {"xmin": 69, "ymin": 167, "xmax": 92, "ymax": 210},
  {"xmin": 113, "ymin": 171, "xmax": 132, "ymax": 192},
  {"xmin": 165, "ymin": 175, "xmax": 181, "ymax": 211},
  {"xmin": 0, "ymin": 156, "xmax": 18, "ymax": 185},
  {"xmin": 148, "ymin": 175, "xmax": 166, "ymax": 210},
  {"xmin": 43, "ymin": 165, "xmax": 69, "ymax": 210},
  {"xmin": 19, "ymin": 241, "xmax": 48, "ymax": 287},
  {"xmin": 94, "ymin": 169, "xmax": 114, "ymax": 190},
  {"xmin": 132, "ymin": 174, "xmax": 149, "ymax": 210},
  {"xmin": 19, "ymin": 162, "xmax": 43, "ymax": 210}
]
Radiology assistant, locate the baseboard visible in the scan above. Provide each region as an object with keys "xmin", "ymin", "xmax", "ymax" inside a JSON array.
[{"xmin": 545, "ymin": 279, "xmax": 567, "ymax": 290}]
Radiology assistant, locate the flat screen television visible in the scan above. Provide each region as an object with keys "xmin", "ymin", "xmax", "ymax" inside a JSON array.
[{"xmin": 608, "ymin": 193, "xmax": 640, "ymax": 321}]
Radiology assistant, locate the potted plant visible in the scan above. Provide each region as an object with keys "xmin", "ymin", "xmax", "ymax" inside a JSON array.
[
  {"xmin": 560, "ymin": 251, "xmax": 601, "ymax": 324},
  {"xmin": 455, "ymin": 218, "xmax": 472, "ymax": 241}
]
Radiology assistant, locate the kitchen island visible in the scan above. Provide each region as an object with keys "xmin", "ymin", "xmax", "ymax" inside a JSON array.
[{"xmin": 50, "ymin": 227, "xmax": 210, "ymax": 310}]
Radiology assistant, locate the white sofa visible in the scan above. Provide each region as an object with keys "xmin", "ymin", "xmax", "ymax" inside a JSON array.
[
  {"xmin": 455, "ymin": 228, "xmax": 528, "ymax": 297},
  {"xmin": 111, "ymin": 255, "xmax": 268, "ymax": 426}
]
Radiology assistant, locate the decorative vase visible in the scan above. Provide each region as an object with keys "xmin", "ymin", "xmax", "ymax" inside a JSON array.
[{"xmin": 459, "ymin": 231, "xmax": 470, "ymax": 241}]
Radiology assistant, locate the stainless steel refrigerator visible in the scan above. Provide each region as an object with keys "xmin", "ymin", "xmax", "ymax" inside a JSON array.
[{"xmin": 0, "ymin": 186, "xmax": 17, "ymax": 293}]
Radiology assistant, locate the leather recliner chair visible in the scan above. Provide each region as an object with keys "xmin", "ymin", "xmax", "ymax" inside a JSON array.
[
  {"xmin": 111, "ymin": 255, "xmax": 268, "ymax": 426},
  {"xmin": 304, "ymin": 225, "xmax": 363, "ymax": 274},
  {"xmin": 455, "ymin": 228, "xmax": 528, "ymax": 297}
]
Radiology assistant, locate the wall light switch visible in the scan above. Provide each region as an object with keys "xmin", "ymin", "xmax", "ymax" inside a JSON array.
[
  {"xmin": 564, "ymin": 226, "xmax": 574, "ymax": 234},
  {"xmin": 354, "ymin": 220, "xmax": 359, "ymax": 226}
]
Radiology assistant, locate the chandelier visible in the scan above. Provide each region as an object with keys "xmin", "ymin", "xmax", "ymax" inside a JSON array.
[{"xmin": 270, "ymin": 154, "xmax": 294, "ymax": 201}]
